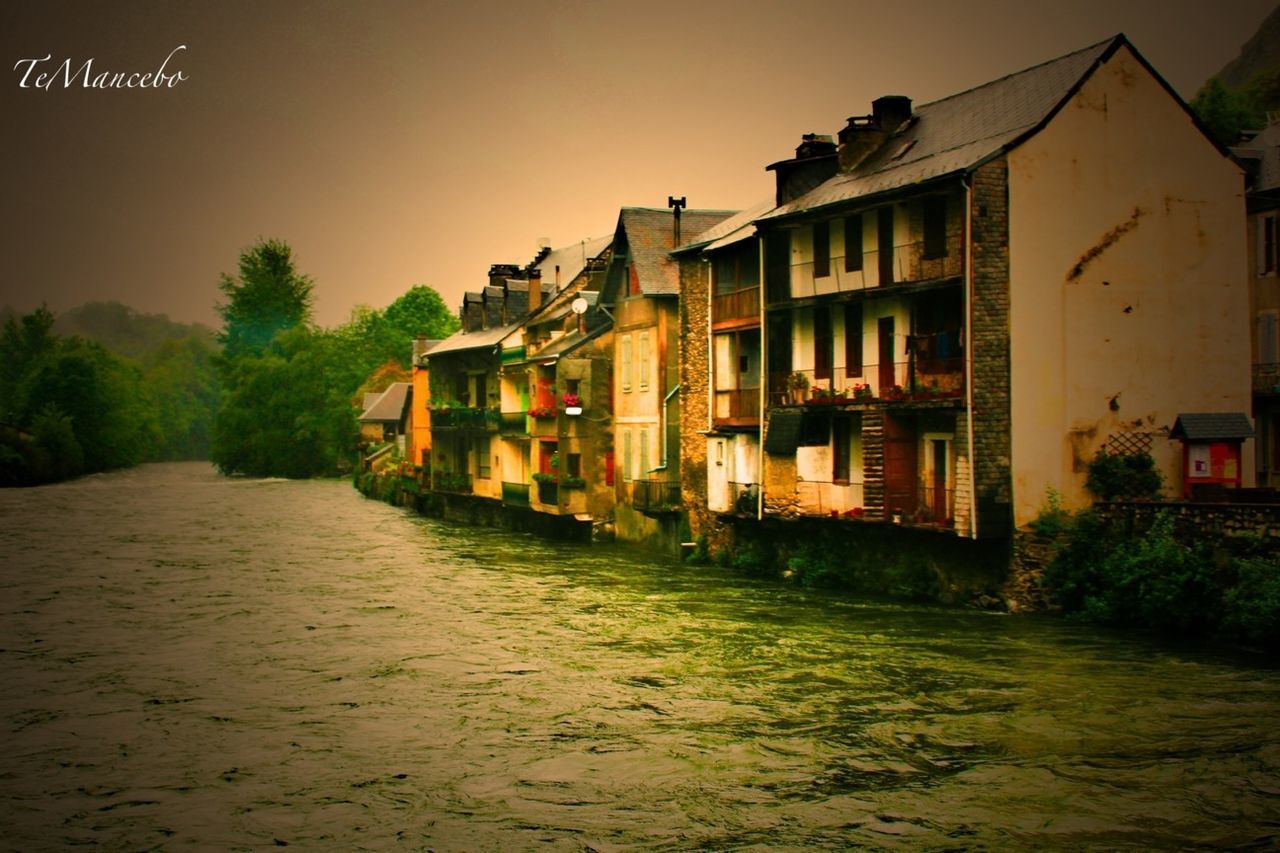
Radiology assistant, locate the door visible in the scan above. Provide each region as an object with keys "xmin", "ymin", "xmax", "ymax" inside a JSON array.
[
  {"xmin": 878, "ymin": 316, "xmax": 895, "ymax": 392},
  {"xmin": 931, "ymin": 439, "xmax": 948, "ymax": 520},
  {"xmin": 883, "ymin": 414, "xmax": 917, "ymax": 517}
]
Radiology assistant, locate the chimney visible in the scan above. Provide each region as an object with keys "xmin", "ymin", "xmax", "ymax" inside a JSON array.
[
  {"xmin": 838, "ymin": 96, "xmax": 912, "ymax": 173},
  {"xmin": 555, "ymin": 263, "xmax": 561, "ymax": 289},
  {"xmin": 482, "ymin": 287, "xmax": 504, "ymax": 329},
  {"xmin": 488, "ymin": 263, "xmax": 522, "ymax": 288},
  {"xmin": 528, "ymin": 270, "xmax": 543, "ymax": 314},
  {"xmin": 461, "ymin": 293, "xmax": 483, "ymax": 332},
  {"xmin": 668, "ymin": 195, "xmax": 686, "ymax": 246},
  {"xmin": 504, "ymin": 280, "xmax": 528, "ymax": 321},
  {"xmin": 872, "ymin": 95, "xmax": 912, "ymax": 133},
  {"xmin": 766, "ymin": 134, "xmax": 838, "ymax": 206}
]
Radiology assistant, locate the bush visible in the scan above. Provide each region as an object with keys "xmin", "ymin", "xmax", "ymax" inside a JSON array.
[
  {"xmin": 1085, "ymin": 450, "xmax": 1163, "ymax": 501},
  {"xmin": 1028, "ymin": 487, "xmax": 1073, "ymax": 538},
  {"xmin": 1221, "ymin": 557, "xmax": 1280, "ymax": 648}
]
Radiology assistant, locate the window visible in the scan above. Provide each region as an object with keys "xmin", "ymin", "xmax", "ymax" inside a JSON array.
[
  {"xmin": 799, "ymin": 412, "xmax": 829, "ymax": 447},
  {"xmin": 639, "ymin": 428, "xmax": 649, "ymax": 476},
  {"xmin": 477, "ymin": 436, "xmax": 491, "ymax": 478},
  {"xmin": 844, "ymin": 215, "xmax": 863, "ymax": 272},
  {"xmin": 1260, "ymin": 310, "xmax": 1279, "ymax": 364},
  {"xmin": 567, "ymin": 453, "xmax": 582, "ymax": 478},
  {"xmin": 833, "ymin": 417, "xmax": 851, "ymax": 484},
  {"xmin": 813, "ymin": 222, "xmax": 830, "ymax": 279},
  {"xmin": 923, "ymin": 196, "xmax": 947, "ymax": 259},
  {"xmin": 814, "ymin": 305, "xmax": 832, "ymax": 381},
  {"xmin": 621, "ymin": 335, "xmax": 632, "ymax": 392},
  {"xmin": 844, "ymin": 302, "xmax": 863, "ymax": 376},
  {"xmin": 622, "ymin": 430, "xmax": 632, "ymax": 481},
  {"xmin": 638, "ymin": 331, "xmax": 650, "ymax": 391},
  {"xmin": 1262, "ymin": 215, "xmax": 1277, "ymax": 275}
]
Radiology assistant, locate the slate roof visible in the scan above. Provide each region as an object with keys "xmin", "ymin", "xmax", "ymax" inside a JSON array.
[
  {"xmin": 534, "ymin": 233, "xmax": 614, "ymax": 288},
  {"xmin": 618, "ymin": 207, "xmax": 737, "ymax": 295},
  {"xmin": 692, "ymin": 198, "xmax": 778, "ymax": 254},
  {"xmin": 759, "ymin": 36, "xmax": 1122, "ymax": 221},
  {"xmin": 428, "ymin": 321, "xmax": 520, "ymax": 357},
  {"xmin": 1170, "ymin": 412, "xmax": 1254, "ymax": 441},
  {"xmin": 359, "ymin": 382, "xmax": 411, "ymax": 423}
]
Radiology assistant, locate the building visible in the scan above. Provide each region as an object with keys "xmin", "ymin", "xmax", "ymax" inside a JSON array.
[
  {"xmin": 600, "ymin": 205, "xmax": 736, "ymax": 550},
  {"xmin": 1236, "ymin": 120, "xmax": 1280, "ymax": 488},
  {"xmin": 688, "ymin": 34, "xmax": 1249, "ymax": 541},
  {"xmin": 425, "ymin": 235, "xmax": 614, "ymax": 531}
]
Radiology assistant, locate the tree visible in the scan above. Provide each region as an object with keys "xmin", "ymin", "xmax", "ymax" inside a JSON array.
[
  {"xmin": 383, "ymin": 285, "xmax": 459, "ymax": 344},
  {"xmin": 216, "ymin": 238, "xmax": 313, "ymax": 360},
  {"xmin": 1191, "ymin": 76, "xmax": 1264, "ymax": 146}
]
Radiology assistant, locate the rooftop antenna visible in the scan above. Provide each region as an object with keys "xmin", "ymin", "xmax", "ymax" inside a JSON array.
[{"xmin": 668, "ymin": 195, "xmax": 686, "ymax": 246}]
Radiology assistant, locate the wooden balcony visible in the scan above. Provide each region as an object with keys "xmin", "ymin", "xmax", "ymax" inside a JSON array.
[
  {"xmin": 712, "ymin": 286, "xmax": 760, "ymax": 328},
  {"xmin": 713, "ymin": 387, "xmax": 761, "ymax": 426}
]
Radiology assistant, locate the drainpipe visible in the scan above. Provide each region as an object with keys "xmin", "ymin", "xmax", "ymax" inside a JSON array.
[
  {"xmin": 964, "ymin": 175, "xmax": 978, "ymax": 540},
  {"xmin": 757, "ymin": 236, "xmax": 765, "ymax": 521},
  {"xmin": 705, "ymin": 258, "xmax": 714, "ymax": 433},
  {"xmin": 657, "ymin": 383, "xmax": 680, "ymax": 469}
]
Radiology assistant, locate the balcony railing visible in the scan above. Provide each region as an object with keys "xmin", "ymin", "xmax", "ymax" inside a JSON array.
[
  {"xmin": 713, "ymin": 387, "xmax": 761, "ymax": 423},
  {"xmin": 768, "ymin": 362, "xmax": 963, "ymax": 407},
  {"xmin": 498, "ymin": 411, "xmax": 528, "ymax": 433},
  {"xmin": 793, "ymin": 478, "xmax": 866, "ymax": 518},
  {"xmin": 914, "ymin": 481, "xmax": 955, "ymax": 528},
  {"xmin": 629, "ymin": 478, "xmax": 681, "ymax": 512},
  {"xmin": 712, "ymin": 286, "xmax": 760, "ymax": 325},
  {"xmin": 433, "ymin": 472, "xmax": 473, "ymax": 495},
  {"xmin": 535, "ymin": 480, "xmax": 559, "ymax": 505},
  {"xmin": 783, "ymin": 243, "xmax": 963, "ymax": 301},
  {"xmin": 502, "ymin": 481, "xmax": 530, "ymax": 507},
  {"xmin": 728, "ymin": 481, "xmax": 759, "ymax": 516},
  {"xmin": 431, "ymin": 407, "xmax": 498, "ymax": 430}
]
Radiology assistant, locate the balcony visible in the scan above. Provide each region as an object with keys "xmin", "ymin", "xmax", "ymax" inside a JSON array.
[
  {"xmin": 713, "ymin": 387, "xmax": 761, "ymax": 425},
  {"xmin": 912, "ymin": 481, "xmax": 955, "ymax": 528},
  {"xmin": 784, "ymin": 242, "xmax": 963, "ymax": 302},
  {"xmin": 629, "ymin": 478, "xmax": 681, "ymax": 513},
  {"xmin": 727, "ymin": 481, "xmax": 760, "ymax": 516},
  {"xmin": 768, "ymin": 361, "xmax": 963, "ymax": 408},
  {"xmin": 534, "ymin": 480, "xmax": 559, "ymax": 505},
  {"xmin": 433, "ymin": 472, "xmax": 473, "ymax": 495},
  {"xmin": 431, "ymin": 407, "xmax": 498, "ymax": 430},
  {"xmin": 499, "ymin": 411, "xmax": 528, "ymax": 434},
  {"xmin": 793, "ymin": 478, "xmax": 866, "ymax": 518},
  {"xmin": 712, "ymin": 286, "xmax": 760, "ymax": 327},
  {"xmin": 502, "ymin": 481, "xmax": 530, "ymax": 507}
]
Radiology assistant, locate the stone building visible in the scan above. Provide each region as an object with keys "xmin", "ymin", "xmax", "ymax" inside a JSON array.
[{"xmin": 681, "ymin": 34, "xmax": 1250, "ymax": 541}]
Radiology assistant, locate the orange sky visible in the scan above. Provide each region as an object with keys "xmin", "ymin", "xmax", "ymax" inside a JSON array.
[{"xmin": 1, "ymin": 0, "xmax": 1274, "ymax": 328}]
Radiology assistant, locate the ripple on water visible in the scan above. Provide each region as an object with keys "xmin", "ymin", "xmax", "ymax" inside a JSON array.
[{"xmin": 1, "ymin": 462, "xmax": 1279, "ymax": 850}]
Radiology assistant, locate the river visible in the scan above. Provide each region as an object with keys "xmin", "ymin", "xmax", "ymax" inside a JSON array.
[{"xmin": 1, "ymin": 462, "xmax": 1278, "ymax": 850}]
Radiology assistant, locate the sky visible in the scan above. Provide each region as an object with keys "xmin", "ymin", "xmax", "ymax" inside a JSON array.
[{"xmin": 1, "ymin": 0, "xmax": 1275, "ymax": 329}]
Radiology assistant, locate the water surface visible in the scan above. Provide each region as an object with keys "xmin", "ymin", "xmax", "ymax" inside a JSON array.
[{"xmin": 1, "ymin": 463, "xmax": 1277, "ymax": 850}]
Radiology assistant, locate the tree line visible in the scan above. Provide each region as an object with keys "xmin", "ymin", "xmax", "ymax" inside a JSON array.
[{"xmin": 1, "ymin": 238, "xmax": 458, "ymax": 485}]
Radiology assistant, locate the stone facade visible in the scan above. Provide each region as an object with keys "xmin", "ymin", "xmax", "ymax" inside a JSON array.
[
  {"xmin": 678, "ymin": 254, "xmax": 714, "ymax": 541},
  {"xmin": 969, "ymin": 156, "xmax": 1014, "ymax": 538}
]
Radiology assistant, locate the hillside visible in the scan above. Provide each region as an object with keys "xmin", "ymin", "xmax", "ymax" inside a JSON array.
[{"xmin": 1215, "ymin": 4, "xmax": 1280, "ymax": 90}]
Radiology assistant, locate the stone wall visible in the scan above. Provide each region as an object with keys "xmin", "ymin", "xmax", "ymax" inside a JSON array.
[
  {"xmin": 677, "ymin": 254, "xmax": 715, "ymax": 541},
  {"xmin": 1095, "ymin": 501, "xmax": 1280, "ymax": 542},
  {"xmin": 970, "ymin": 156, "xmax": 1013, "ymax": 538}
]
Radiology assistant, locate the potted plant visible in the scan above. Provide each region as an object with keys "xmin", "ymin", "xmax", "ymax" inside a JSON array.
[
  {"xmin": 786, "ymin": 371, "xmax": 809, "ymax": 405},
  {"xmin": 563, "ymin": 392, "xmax": 582, "ymax": 416}
]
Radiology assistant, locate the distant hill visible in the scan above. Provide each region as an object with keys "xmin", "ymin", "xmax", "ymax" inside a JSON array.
[
  {"xmin": 49, "ymin": 301, "xmax": 215, "ymax": 363},
  {"xmin": 1217, "ymin": 4, "xmax": 1280, "ymax": 91}
]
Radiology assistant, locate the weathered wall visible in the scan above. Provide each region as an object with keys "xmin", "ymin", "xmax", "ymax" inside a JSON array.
[{"xmin": 1008, "ymin": 44, "xmax": 1251, "ymax": 525}]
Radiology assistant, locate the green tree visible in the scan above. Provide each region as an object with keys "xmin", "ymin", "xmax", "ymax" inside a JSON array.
[
  {"xmin": 0, "ymin": 305, "xmax": 56, "ymax": 421},
  {"xmin": 216, "ymin": 239, "xmax": 313, "ymax": 360},
  {"xmin": 1191, "ymin": 76, "xmax": 1264, "ymax": 146},
  {"xmin": 384, "ymin": 285, "xmax": 459, "ymax": 344},
  {"xmin": 145, "ymin": 336, "xmax": 219, "ymax": 460}
]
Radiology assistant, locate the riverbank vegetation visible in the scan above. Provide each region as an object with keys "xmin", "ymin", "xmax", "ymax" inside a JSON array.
[
  {"xmin": 1032, "ymin": 453, "xmax": 1280, "ymax": 651},
  {"xmin": 0, "ymin": 304, "xmax": 219, "ymax": 486},
  {"xmin": 211, "ymin": 238, "xmax": 457, "ymax": 479}
]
